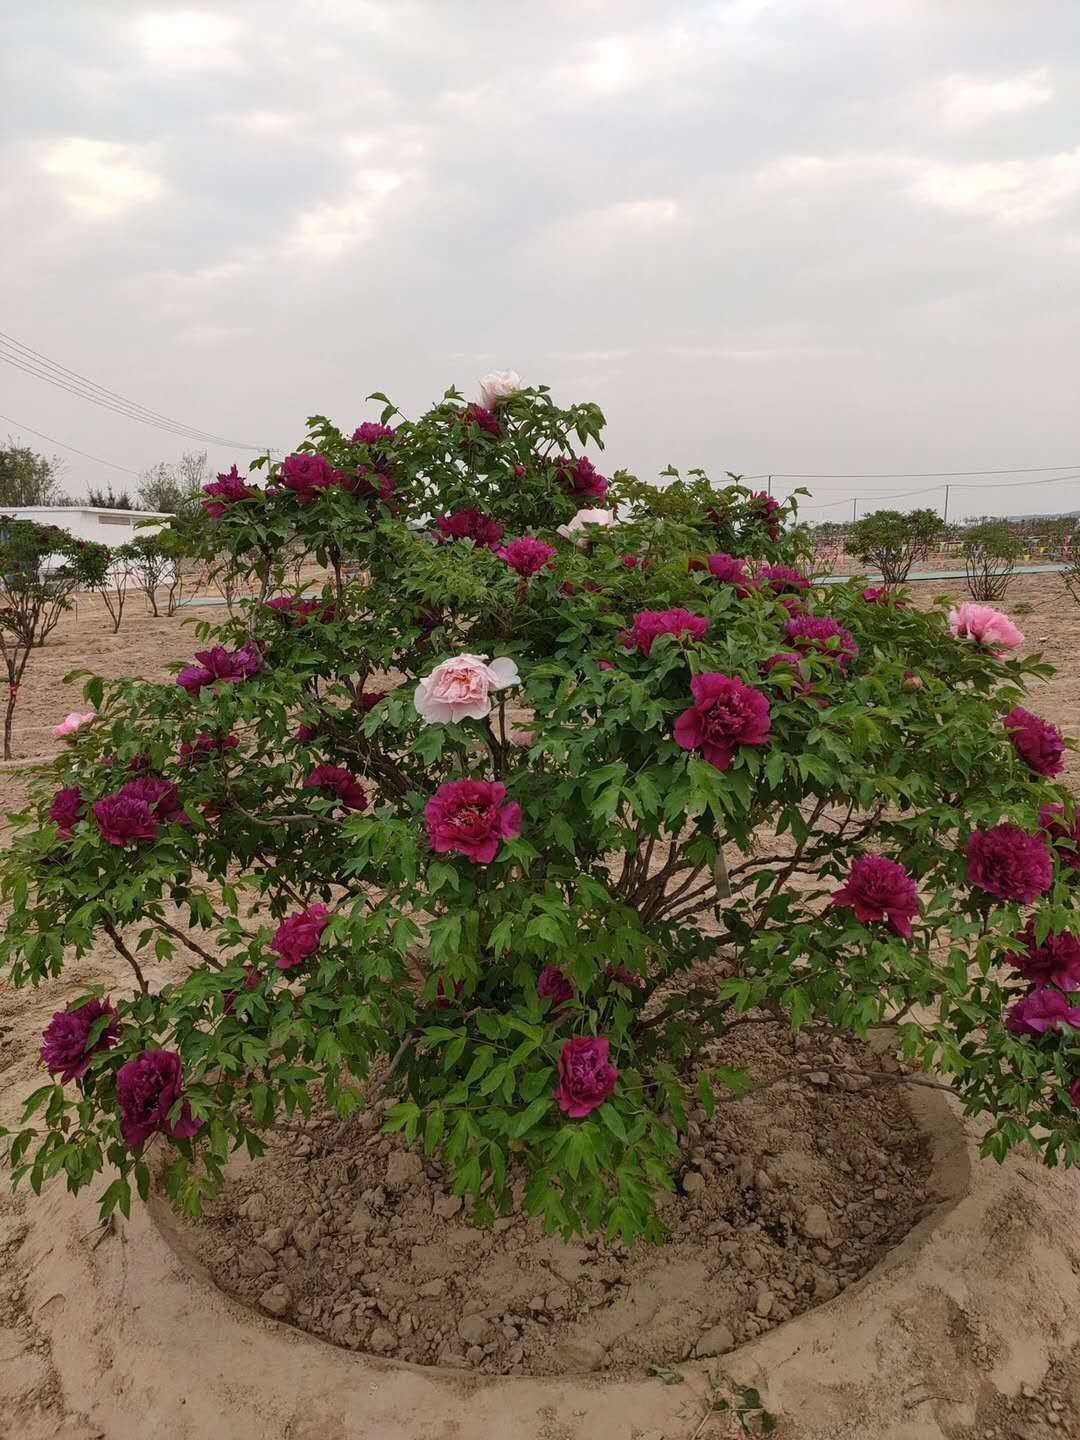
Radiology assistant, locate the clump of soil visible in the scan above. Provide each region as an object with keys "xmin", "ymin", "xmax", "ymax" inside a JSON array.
[{"xmin": 182, "ymin": 1023, "xmax": 932, "ymax": 1377}]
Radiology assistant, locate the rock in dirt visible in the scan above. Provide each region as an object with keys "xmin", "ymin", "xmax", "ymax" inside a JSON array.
[
  {"xmin": 242, "ymin": 1193, "xmax": 269, "ymax": 1223},
  {"xmin": 433, "ymin": 1192, "xmax": 463, "ymax": 1219},
  {"xmin": 418, "ymin": 1279, "xmax": 445, "ymax": 1299},
  {"xmin": 813, "ymin": 1272, "xmax": 839, "ymax": 1301},
  {"xmin": 239, "ymin": 1246, "xmax": 276, "ymax": 1277},
  {"xmin": 368, "ymin": 1325, "xmax": 398, "ymax": 1354},
  {"xmin": 802, "ymin": 1203, "xmax": 833, "ymax": 1240},
  {"xmin": 695, "ymin": 1323, "xmax": 735, "ymax": 1357},
  {"xmin": 458, "ymin": 1313, "xmax": 493, "ymax": 1345},
  {"xmin": 755, "ymin": 1289, "xmax": 775, "ymax": 1318},
  {"xmin": 258, "ymin": 1226, "xmax": 287, "ymax": 1254},
  {"xmin": 682, "ymin": 1170, "xmax": 705, "ymax": 1195},
  {"xmin": 552, "ymin": 1337, "xmax": 606, "ymax": 1372},
  {"xmin": 385, "ymin": 1151, "xmax": 424, "ymax": 1191},
  {"xmin": 258, "ymin": 1284, "xmax": 290, "ymax": 1317}
]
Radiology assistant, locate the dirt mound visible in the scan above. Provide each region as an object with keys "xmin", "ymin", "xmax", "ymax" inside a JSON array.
[{"xmin": 182, "ymin": 1023, "xmax": 931, "ymax": 1377}]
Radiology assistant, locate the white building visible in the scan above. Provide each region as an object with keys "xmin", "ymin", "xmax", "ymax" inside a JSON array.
[{"xmin": 0, "ymin": 505, "xmax": 170, "ymax": 544}]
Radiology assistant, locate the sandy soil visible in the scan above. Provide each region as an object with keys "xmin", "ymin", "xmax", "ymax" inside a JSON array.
[{"xmin": 0, "ymin": 575, "xmax": 1078, "ymax": 1437}]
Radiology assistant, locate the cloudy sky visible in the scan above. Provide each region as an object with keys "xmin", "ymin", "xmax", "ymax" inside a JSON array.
[{"xmin": 2, "ymin": 0, "xmax": 1080, "ymax": 521}]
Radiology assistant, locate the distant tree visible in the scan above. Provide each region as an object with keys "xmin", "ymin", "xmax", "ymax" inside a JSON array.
[
  {"xmin": 136, "ymin": 451, "xmax": 209, "ymax": 516},
  {"xmin": 848, "ymin": 507, "xmax": 941, "ymax": 588},
  {"xmin": 86, "ymin": 485, "xmax": 133, "ymax": 510},
  {"xmin": 962, "ymin": 522, "xmax": 1024, "ymax": 602},
  {"xmin": 125, "ymin": 533, "xmax": 184, "ymax": 617},
  {"xmin": 0, "ymin": 441, "xmax": 70, "ymax": 507}
]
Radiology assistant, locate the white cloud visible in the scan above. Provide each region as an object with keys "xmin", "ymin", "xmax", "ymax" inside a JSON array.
[
  {"xmin": 912, "ymin": 148, "xmax": 1080, "ymax": 224},
  {"xmin": 40, "ymin": 138, "xmax": 163, "ymax": 218},
  {"xmin": 135, "ymin": 11, "xmax": 239, "ymax": 69},
  {"xmin": 941, "ymin": 68, "xmax": 1053, "ymax": 126},
  {"xmin": 287, "ymin": 168, "xmax": 412, "ymax": 258}
]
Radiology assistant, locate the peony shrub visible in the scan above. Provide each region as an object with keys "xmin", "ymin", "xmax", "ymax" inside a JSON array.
[{"xmin": 1, "ymin": 382, "xmax": 1079, "ymax": 1243}]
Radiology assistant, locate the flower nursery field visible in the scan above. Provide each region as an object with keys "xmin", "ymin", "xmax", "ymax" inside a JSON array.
[{"xmin": 0, "ymin": 574, "xmax": 1078, "ymax": 1438}]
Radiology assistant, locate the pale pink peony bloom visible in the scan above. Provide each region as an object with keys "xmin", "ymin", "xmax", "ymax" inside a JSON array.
[
  {"xmin": 948, "ymin": 602, "xmax": 1024, "ymax": 653},
  {"xmin": 477, "ymin": 370, "xmax": 522, "ymax": 408},
  {"xmin": 53, "ymin": 711, "xmax": 96, "ymax": 740},
  {"xmin": 415, "ymin": 653, "xmax": 520, "ymax": 725},
  {"xmin": 508, "ymin": 728, "xmax": 536, "ymax": 748},
  {"xmin": 556, "ymin": 508, "xmax": 616, "ymax": 545}
]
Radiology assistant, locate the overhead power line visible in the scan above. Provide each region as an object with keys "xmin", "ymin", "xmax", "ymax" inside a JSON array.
[
  {"xmin": 747, "ymin": 463, "xmax": 1080, "ymax": 481},
  {"xmin": 0, "ymin": 329, "xmax": 267, "ymax": 452},
  {"xmin": 0, "ymin": 412, "xmax": 140, "ymax": 477}
]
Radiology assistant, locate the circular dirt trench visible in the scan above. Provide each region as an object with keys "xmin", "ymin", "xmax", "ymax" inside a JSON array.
[{"xmin": 176, "ymin": 1023, "xmax": 934, "ymax": 1378}]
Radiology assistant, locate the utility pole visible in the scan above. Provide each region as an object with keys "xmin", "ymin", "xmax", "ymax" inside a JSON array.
[
  {"xmin": 942, "ymin": 484, "xmax": 950, "ymax": 525},
  {"xmin": 852, "ymin": 498, "xmax": 858, "ymax": 522},
  {"xmin": 767, "ymin": 475, "xmax": 773, "ymax": 496}
]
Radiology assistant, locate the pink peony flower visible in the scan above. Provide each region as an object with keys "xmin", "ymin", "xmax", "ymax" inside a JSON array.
[
  {"xmin": 555, "ymin": 1036, "xmax": 618, "ymax": 1118},
  {"xmin": 966, "ymin": 823, "xmax": 1053, "ymax": 903},
  {"xmin": 1004, "ymin": 922, "xmax": 1080, "ymax": 990},
  {"xmin": 414, "ymin": 653, "xmax": 519, "ymax": 725},
  {"xmin": 201, "ymin": 465, "xmax": 256, "ymax": 518},
  {"xmin": 116, "ymin": 1049, "xmax": 203, "ymax": 1148},
  {"xmin": 478, "ymin": 370, "xmax": 522, "ymax": 407},
  {"xmin": 556, "ymin": 507, "xmax": 616, "ymax": 543},
  {"xmin": 553, "ymin": 455, "xmax": 609, "ymax": 502},
  {"xmin": 948, "ymin": 602, "xmax": 1024, "ymax": 654},
  {"xmin": 424, "ymin": 779, "xmax": 521, "ymax": 864},
  {"xmin": 508, "ymin": 728, "xmax": 536, "ymax": 747},
  {"xmin": 674, "ymin": 672, "xmax": 771, "ymax": 772},
  {"xmin": 40, "ymin": 998, "xmax": 118, "ymax": 1083},
  {"xmin": 757, "ymin": 564, "xmax": 810, "ymax": 595},
  {"xmin": 626, "ymin": 608, "xmax": 709, "ymax": 658},
  {"xmin": 53, "ymin": 710, "xmax": 95, "ymax": 740},
  {"xmin": 537, "ymin": 965, "xmax": 575, "ymax": 1010},
  {"xmin": 303, "ymin": 765, "xmax": 367, "ymax": 812},
  {"xmin": 831, "ymin": 855, "xmax": 919, "ymax": 938},
  {"xmin": 1006, "ymin": 989, "xmax": 1080, "ymax": 1037},
  {"xmin": 49, "ymin": 786, "xmax": 83, "ymax": 838},
  {"xmin": 1040, "ymin": 804, "xmax": 1080, "ymax": 870},
  {"xmin": 1004, "ymin": 707, "xmax": 1065, "ymax": 778},
  {"xmin": 434, "ymin": 508, "xmax": 504, "ymax": 549},
  {"xmin": 176, "ymin": 644, "xmax": 261, "ymax": 695},
  {"xmin": 705, "ymin": 553, "xmax": 755, "ymax": 596},
  {"xmin": 279, "ymin": 453, "xmax": 343, "ymax": 505},
  {"xmin": 498, "ymin": 536, "xmax": 557, "ymax": 577},
  {"xmin": 784, "ymin": 614, "xmax": 858, "ymax": 667},
  {"xmin": 269, "ymin": 903, "xmax": 330, "ymax": 970}
]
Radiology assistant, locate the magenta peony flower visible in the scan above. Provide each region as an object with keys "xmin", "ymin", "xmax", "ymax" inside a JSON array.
[
  {"xmin": 279, "ymin": 453, "xmax": 343, "ymax": 505},
  {"xmin": 1006, "ymin": 988, "xmax": 1080, "ymax": 1037},
  {"xmin": 462, "ymin": 402, "xmax": 501, "ymax": 436},
  {"xmin": 554, "ymin": 455, "xmax": 609, "ymax": 502},
  {"xmin": 626, "ymin": 608, "xmax": 709, "ymax": 657},
  {"xmin": 294, "ymin": 722, "xmax": 318, "ymax": 743},
  {"xmin": 757, "ymin": 564, "xmax": 810, "ymax": 595},
  {"xmin": 784, "ymin": 614, "xmax": 859, "ymax": 667},
  {"xmin": 424, "ymin": 779, "xmax": 521, "ymax": 864},
  {"xmin": 358, "ymin": 689, "xmax": 388, "ymax": 714},
  {"xmin": 434, "ymin": 507, "xmax": 505, "ymax": 548},
  {"xmin": 269, "ymin": 903, "xmax": 330, "ymax": 970},
  {"xmin": 1004, "ymin": 922, "xmax": 1080, "ymax": 990},
  {"xmin": 748, "ymin": 491, "xmax": 782, "ymax": 540},
  {"xmin": 948, "ymin": 602, "xmax": 1024, "ymax": 654},
  {"xmin": 674, "ymin": 672, "xmax": 771, "ymax": 772},
  {"xmin": 201, "ymin": 465, "xmax": 256, "ymax": 518},
  {"xmin": 40, "ymin": 998, "xmax": 118, "ymax": 1083},
  {"xmin": 176, "ymin": 644, "xmax": 261, "ymax": 695},
  {"xmin": 342, "ymin": 466, "xmax": 397, "ymax": 505},
  {"xmin": 92, "ymin": 792, "xmax": 159, "ymax": 846},
  {"xmin": 537, "ymin": 965, "xmax": 575, "ymax": 1010},
  {"xmin": 222, "ymin": 964, "xmax": 262, "ymax": 1015},
  {"xmin": 179, "ymin": 732, "xmax": 239, "ymax": 764},
  {"xmin": 498, "ymin": 536, "xmax": 557, "ymax": 577},
  {"xmin": 831, "ymin": 855, "xmax": 919, "ymax": 938},
  {"xmin": 555, "ymin": 1036, "xmax": 618, "ymax": 1118},
  {"xmin": 434, "ymin": 975, "xmax": 465, "ymax": 1010},
  {"xmin": 351, "ymin": 421, "xmax": 397, "ymax": 446},
  {"xmin": 116, "ymin": 1049, "xmax": 203, "ymax": 1148},
  {"xmin": 1040, "ymin": 804, "xmax": 1080, "ymax": 870},
  {"xmin": 705, "ymin": 553, "xmax": 755, "ymax": 596},
  {"xmin": 1004, "ymin": 707, "xmax": 1065, "ymax": 778},
  {"xmin": 116, "ymin": 776, "xmax": 185, "ymax": 824},
  {"xmin": 860, "ymin": 586, "xmax": 908, "ymax": 606},
  {"xmin": 303, "ymin": 765, "xmax": 368, "ymax": 812},
  {"xmin": 265, "ymin": 595, "xmax": 333, "ymax": 624},
  {"xmin": 966, "ymin": 824, "xmax": 1053, "ymax": 903},
  {"xmin": 49, "ymin": 785, "xmax": 84, "ymax": 838},
  {"xmin": 1071, "ymin": 1077, "xmax": 1080, "ymax": 1109}
]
